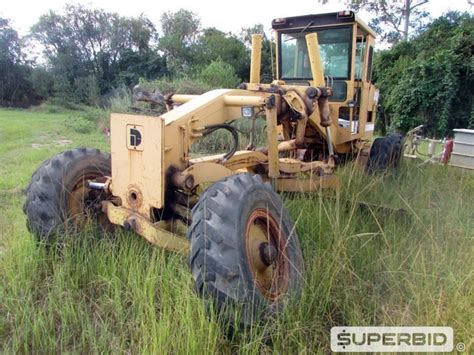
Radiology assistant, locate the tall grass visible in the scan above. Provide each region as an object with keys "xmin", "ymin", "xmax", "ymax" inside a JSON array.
[
  {"xmin": 139, "ymin": 77, "xmax": 212, "ymax": 96},
  {"xmin": 191, "ymin": 117, "xmax": 267, "ymax": 156},
  {"xmin": 106, "ymin": 86, "xmax": 133, "ymax": 114},
  {"xmin": 1, "ymin": 161, "xmax": 472, "ymax": 353},
  {"xmin": 0, "ymin": 109, "xmax": 472, "ymax": 353}
]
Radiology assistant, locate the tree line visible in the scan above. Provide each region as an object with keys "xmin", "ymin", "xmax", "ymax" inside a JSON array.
[
  {"xmin": 0, "ymin": 6, "xmax": 272, "ymax": 108},
  {"xmin": 0, "ymin": 5, "xmax": 472, "ymax": 136}
]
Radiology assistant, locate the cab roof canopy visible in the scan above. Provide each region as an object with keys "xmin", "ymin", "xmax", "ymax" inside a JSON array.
[{"xmin": 272, "ymin": 11, "xmax": 376, "ymax": 37}]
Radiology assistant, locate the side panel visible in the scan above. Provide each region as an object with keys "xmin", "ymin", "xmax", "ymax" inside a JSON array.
[{"xmin": 110, "ymin": 113, "xmax": 164, "ymax": 215}]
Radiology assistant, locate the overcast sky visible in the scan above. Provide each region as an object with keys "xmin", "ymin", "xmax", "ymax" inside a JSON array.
[{"xmin": 1, "ymin": 0, "xmax": 471, "ymax": 36}]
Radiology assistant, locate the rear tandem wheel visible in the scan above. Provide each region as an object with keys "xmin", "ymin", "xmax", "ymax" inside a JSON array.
[{"xmin": 367, "ymin": 133, "xmax": 404, "ymax": 173}]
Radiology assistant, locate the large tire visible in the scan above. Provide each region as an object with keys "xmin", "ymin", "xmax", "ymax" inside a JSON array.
[
  {"xmin": 23, "ymin": 148, "xmax": 113, "ymax": 242},
  {"xmin": 367, "ymin": 133, "xmax": 404, "ymax": 173},
  {"xmin": 387, "ymin": 133, "xmax": 405, "ymax": 170},
  {"xmin": 187, "ymin": 173, "xmax": 304, "ymax": 327}
]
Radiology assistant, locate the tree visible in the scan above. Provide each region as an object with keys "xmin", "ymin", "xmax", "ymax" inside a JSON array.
[
  {"xmin": 318, "ymin": 0, "xmax": 430, "ymax": 43},
  {"xmin": 0, "ymin": 18, "xmax": 36, "ymax": 106},
  {"xmin": 159, "ymin": 9, "xmax": 201, "ymax": 74},
  {"xmin": 194, "ymin": 28, "xmax": 249, "ymax": 81},
  {"xmin": 373, "ymin": 12, "xmax": 473, "ymax": 136},
  {"xmin": 32, "ymin": 5, "xmax": 164, "ymax": 103}
]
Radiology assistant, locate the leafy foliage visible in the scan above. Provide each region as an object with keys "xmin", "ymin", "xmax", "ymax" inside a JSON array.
[
  {"xmin": 0, "ymin": 18, "xmax": 38, "ymax": 106},
  {"xmin": 158, "ymin": 11, "xmax": 253, "ymax": 81},
  {"xmin": 23, "ymin": 7, "xmax": 270, "ymax": 105},
  {"xmin": 1, "ymin": 4, "xmax": 472, "ymax": 138},
  {"xmin": 373, "ymin": 12, "xmax": 474, "ymax": 136},
  {"xmin": 31, "ymin": 5, "xmax": 165, "ymax": 103},
  {"xmin": 139, "ymin": 77, "xmax": 211, "ymax": 96},
  {"xmin": 197, "ymin": 59, "xmax": 240, "ymax": 88},
  {"xmin": 195, "ymin": 27, "xmax": 249, "ymax": 80},
  {"xmin": 159, "ymin": 9, "xmax": 201, "ymax": 73}
]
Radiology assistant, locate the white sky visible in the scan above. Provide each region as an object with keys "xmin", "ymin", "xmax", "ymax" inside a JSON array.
[{"xmin": 1, "ymin": 0, "xmax": 471, "ymax": 36}]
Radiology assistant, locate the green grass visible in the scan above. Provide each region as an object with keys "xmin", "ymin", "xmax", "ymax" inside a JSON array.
[{"xmin": 0, "ymin": 108, "xmax": 473, "ymax": 353}]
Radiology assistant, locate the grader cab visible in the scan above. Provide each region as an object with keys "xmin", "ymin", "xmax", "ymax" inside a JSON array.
[
  {"xmin": 272, "ymin": 10, "xmax": 379, "ymax": 150},
  {"xmin": 24, "ymin": 11, "xmax": 403, "ymax": 326}
]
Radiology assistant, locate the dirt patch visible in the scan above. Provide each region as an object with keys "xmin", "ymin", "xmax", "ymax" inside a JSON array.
[
  {"xmin": 0, "ymin": 187, "xmax": 24, "ymax": 199},
  {"xmin": 56, "ymin": 139, "xmax": 73, "ymax": 146},
  {"xmin": 32, "ymin": 139, "xmax": 73, "ymax": 149}
]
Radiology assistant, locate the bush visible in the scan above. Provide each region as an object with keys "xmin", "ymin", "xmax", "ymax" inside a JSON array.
[
  {"xmin": 106, "ymin": 86, "xmax": 133, "ymax": 113},
  {"xmin": 139, "ymin": 59, "xmax": 240, "ymax": 97},
  {"xmin": 374, "ymin": 12, "xmax": 473, "ymax": 137},
  {"xmin": 29, "ymin": 97, "xmax": 88, "ymax": 113},
  {"xmin": 30, "ymin": 67, "xmax": 55, "ymax": 100},
  {"xmin": 196, "ymin": 59, "xmax": 240, "ymax": 89},
  {"xmin": 139, "ymin": 77, "xmax": 211, "ymax": 95},
  {"xmin": 74, "ymin": 75, "xmax": 101, "ymax": 107}
]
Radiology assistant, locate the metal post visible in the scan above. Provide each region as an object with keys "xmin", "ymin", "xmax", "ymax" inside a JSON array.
[
  {"xmin": 265, "ymin": 100, "xmax": 280, "ymax": 178},
  {"xmin": 305, "ymin": 33, "xmax": 325, "ymax": 86},
  {"xmin": 325, "ymin": 127, "xmax": 335, "ymax": 157},
  {"xmin": 250, "ymin": 34, "xmax": 262, "ymax": 84}
]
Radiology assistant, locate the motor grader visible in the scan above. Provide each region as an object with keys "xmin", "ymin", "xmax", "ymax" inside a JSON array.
[{"xmin": 23, "ymin": 11, "xmax": 403, "ymax": 326}]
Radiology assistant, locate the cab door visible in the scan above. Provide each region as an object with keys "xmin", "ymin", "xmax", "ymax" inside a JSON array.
[{"xmin": 355, "ymin": 31, "xmax": 377, "ymax": 140}]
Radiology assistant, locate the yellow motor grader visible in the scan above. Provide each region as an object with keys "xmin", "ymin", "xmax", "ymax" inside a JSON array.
[{"xmin": 24, "ymin": 11, "xmax": 403, "ymax": 325}]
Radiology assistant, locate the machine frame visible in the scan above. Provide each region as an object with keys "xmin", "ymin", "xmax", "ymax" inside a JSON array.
[{"xmin": 99, "ymin": 11, "xmax": 380, "ymax": 254}]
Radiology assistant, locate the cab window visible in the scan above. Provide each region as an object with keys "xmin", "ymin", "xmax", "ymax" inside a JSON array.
[
  {"xmin": 280, "ymin": 27, "xmax": 352, "ymax": 80},
  {"xmin": 355, "ymin": 40, "xmax": 366, "ymax": 80}
]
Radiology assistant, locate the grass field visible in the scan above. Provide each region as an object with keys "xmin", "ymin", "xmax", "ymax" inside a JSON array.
[{"xmin": 0, "ymin": 108, "xmax": 473, "ymax": 353}]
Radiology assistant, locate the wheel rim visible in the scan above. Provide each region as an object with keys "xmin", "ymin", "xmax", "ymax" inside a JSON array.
[
  {"xmin": 67, "ymin": 173, "xmax": 109, "ymax": 229},
  {"xmin": 245, "ymin": 208, "xmax": 290, "ymax": 300}
]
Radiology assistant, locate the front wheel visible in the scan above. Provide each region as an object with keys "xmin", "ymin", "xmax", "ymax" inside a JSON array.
[
  {"xmin": 23, "ymin": 148, "xmax": 113, "ymax": 242},
  {"xmin": 187, "ymin": 173, "xmax": 304, "ymax": 326}
]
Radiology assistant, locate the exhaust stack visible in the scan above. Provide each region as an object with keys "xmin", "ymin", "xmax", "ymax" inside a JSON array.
[{"xmin": 250, "ymin": 34, "xmax": 263, "ymax": 84}]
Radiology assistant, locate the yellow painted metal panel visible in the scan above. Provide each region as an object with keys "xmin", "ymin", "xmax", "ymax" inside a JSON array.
[{"xmin": 110, "ymin": 113, "xmax": 164, "ymax": 213}]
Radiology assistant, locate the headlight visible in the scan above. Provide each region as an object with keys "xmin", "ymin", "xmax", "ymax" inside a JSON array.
[{"xmin": 241, "ymin": 106, "xmax": 255, "ymax": 118}]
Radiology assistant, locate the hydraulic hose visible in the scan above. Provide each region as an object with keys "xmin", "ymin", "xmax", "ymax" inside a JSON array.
[{"xmin": 202, "ymin": 124, "xmax": 239, "ymax": 162}]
